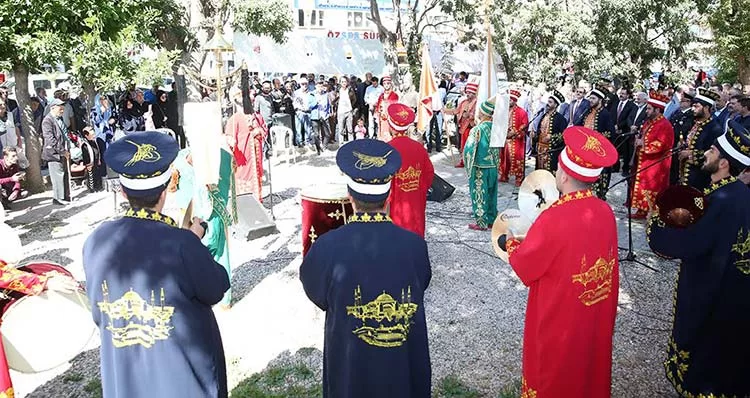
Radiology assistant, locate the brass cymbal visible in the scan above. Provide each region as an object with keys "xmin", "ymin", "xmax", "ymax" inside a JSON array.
[
  {"xmin": 491, "ymin": 209, "xmax": 532, "ymax": 263},
  {"xmin": 518, "ymin": 170, "xmax": 559, "ymax": 222}
]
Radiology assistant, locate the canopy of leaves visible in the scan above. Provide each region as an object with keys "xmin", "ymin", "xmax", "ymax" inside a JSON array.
[
  {"xmin": 231, "ymin": 0, "xmax": 294, "ymax": 44},
  {"xmin": 706, "ymin": 0, "xmax": 750, "ymax": 84}
]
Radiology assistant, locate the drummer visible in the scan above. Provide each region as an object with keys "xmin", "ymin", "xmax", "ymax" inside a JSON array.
[
  {"xmin": 300, "ymin": 139, "xmax": 432, "ymax": 397},
  {"xmin": 387, "ymin": 103, "xmax": 434, "ymax": 237},
  {"xmin": 82, "ymin": 132, "xmax": 230, "ymax": 398},
  {"xmin": 0, "ymin": 223, "xmax": 78, "ymax": 398},
  {"xmin": 646, "ymin": 121, "xmax": 750, "ymax": 397},
  {"xmin": 498, "ymin": 126, "xmax": 620, "ymax": 397}
]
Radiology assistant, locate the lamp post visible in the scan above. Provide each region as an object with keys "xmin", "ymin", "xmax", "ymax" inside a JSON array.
[{"xmin": 204, "ymin": 21, "xmax": 235, "ymax": 119}]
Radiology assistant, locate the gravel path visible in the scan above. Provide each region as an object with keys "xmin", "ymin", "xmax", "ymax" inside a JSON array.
[{"xmin": 6, "ymin": 145, "xmax": 678, "ymax": 397}]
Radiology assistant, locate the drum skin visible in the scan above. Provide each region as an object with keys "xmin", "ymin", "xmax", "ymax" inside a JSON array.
[
  {"xmin": 301, "ymin": 185, "xmax": 353, "ymax": 256},
  {"xmin": 0, "ymin": 261, "xmax": 96, "ymax": 373}
]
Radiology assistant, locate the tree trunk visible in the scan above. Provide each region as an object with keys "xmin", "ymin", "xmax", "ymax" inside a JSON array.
[
  {"xmin": 83, "ymin": 83, "xmax": 96, "ymax": 125},
  {"xmin": 499, "ymin": 47, "xmax": 515, "ymax": 82},
  {"xmin": 13, "ymin": 63, "xmax": 45, "ymax": 194},
  {"xmin": 738, "ymin": 55, "xmax": 750, "ymax": 89}
]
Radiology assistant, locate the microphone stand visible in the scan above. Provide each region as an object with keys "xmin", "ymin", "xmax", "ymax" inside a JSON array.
[{"xmin": 605, "ymin": 144, "xmax": 685, "ymax": 271}]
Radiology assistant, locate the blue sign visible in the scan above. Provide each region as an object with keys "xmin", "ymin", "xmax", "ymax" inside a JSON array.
[{"xmin": 294, "ymin": 0, "xmax": 407, "ymax": 11}]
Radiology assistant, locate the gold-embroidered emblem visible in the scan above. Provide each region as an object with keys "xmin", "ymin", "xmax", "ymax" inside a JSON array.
[
  {"xmin": 665, "ymin": 338, "xmax": 690, "ymax": 384},
  {"xmin": 397, "ymin": 109, "xmax": 409, "ymax": 119},
  {"xmin": 581, "ymin": 131, "xmax": 606, "ymax": 157},
  {"xmin": 520, "ymin": 377, "xmax": 537, "ymax": 398},
  {"xmin": 346, "ymin": 285, "xmax": 418, "ymax": 348},
  {"xmin": 571, "ymin": 252, "xmax": 615, "ymax": 306},
  {"xmin": 732, "ymin": 228, "xmax": 750, "ymax": 275},
  {"xmin": 396, "ymin": 166, "xmax": 422, "ymax": 192},
  {"xmin": 98, "ymin": 281, "xmax": 175, "ymax": 349},
  {"xmin": 308, "ymin": 225, "xmax": 318, "ymax": 243},
  {"xmin": 0, "ymin": 387, "xmax": 14, "ymax": 398},
  {"xmin": 353, "ymin": 150, "xmax": 393, "ymax": 170},
  {"xmin": 124, "ymin": 140, "xmax": 161, "ymax": 167},
  {"xmin": 327, "ymin": 209, "xmax": 345, "ymax": 220},
  {"xmin": 694, "ymin": 197, "xmax": 703, "ymax": 210}
]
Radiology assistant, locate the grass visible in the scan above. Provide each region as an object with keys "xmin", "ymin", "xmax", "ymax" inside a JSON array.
[
  {"xmin": 230, "ymin": 363, "xmax": 322, "ymax": 398},
  {"xmin": 84, "ymin": 378, "xmax": 103, "ymax": 398},
  {"xmin": 435, "ymin": 375, "xmax": 522, "ymax": 398},
  {"xmin": 435, "ymin": 375, "xmax": 482, "ymax": 398}
]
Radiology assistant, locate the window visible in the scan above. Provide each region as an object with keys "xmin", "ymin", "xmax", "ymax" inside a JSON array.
[
  {"xmin": 347, "ymin": 11, "xmax": 367, "ymax": 28},
  {"xmin": 298, "ymin": 9, "xmax": 324, "ymax": 28},
  {"xmin": 298, "ymin": 9, "xmax": 305, "ymax": 27}
]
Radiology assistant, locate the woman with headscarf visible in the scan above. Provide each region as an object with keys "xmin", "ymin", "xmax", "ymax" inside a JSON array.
[
  {"xmin": 118, "ymin": 98, "xmax": 145, "ymax": 133},
  {"xmin": 151, "ymin": 90, "xmax": 169, "ymax": 129}
]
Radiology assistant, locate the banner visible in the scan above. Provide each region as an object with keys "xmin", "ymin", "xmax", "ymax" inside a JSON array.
[{"xmin": 417, "ymin": 43, "xmax": 438, "ymax": 133}]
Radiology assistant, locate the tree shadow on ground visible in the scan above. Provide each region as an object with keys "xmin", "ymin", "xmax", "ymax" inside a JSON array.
[{"xmin": 230, "ymin": 230, "xmax": 300, "ymax": 306}]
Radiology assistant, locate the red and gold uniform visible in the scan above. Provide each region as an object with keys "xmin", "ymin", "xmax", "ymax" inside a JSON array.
[
  {"xmin": 374, "ymin": 76, "xmax": 400, "ymax": 141},
  {"xmin": 505, "ymin": 126, "xmax": 619, "ymax": 397},
  {"xmin": 445, "ymin": 83, "xmax": 478, "ymax": 167},
  {"xmin": 0, "ymin": 259, "xmax": 50, "ymax": 397},
  {"xmin": 631, "ymin": 92, "xmax": 674, "ymax": 215},
  {"xmin": 387, "ymin": 104, "xmax": 435, "ymax": 237},
  {"xmin": 500, "ymin": 90, "xmax": 528, "ymax": 186}
]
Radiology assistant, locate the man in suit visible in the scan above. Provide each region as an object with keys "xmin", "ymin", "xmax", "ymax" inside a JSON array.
[
  {"xmin": 713, "ymin": 91, "xmax": 730, "ymax": 129},
  {"xmin": 565, "ymin": 86, "xmax": 590, "ymax": 126},
  {"xmin": 612, "ymin": 88, "xmax": 637, "ymax": 174},
  {"xmin": 669, "ymin": 92, "xmax": 695, "ymax": 184},
  {"xmin": 625, "ymin": 92, "xmax": 649, "ymax": 176},
  {"xmin": 41, "ymin": 99, "xmax": 70, "ymax": 205}
]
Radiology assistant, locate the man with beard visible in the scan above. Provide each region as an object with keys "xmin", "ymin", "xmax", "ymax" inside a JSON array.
[
  {"xmin": 629, "ymin": 92, "xmax": 674, "ymax": 219},
  {"xmin": 442, "ymin": 82, "xmax": 477, "ymax": 168},
  {"xmin": 499, "ymin": 89, "xmax": 529, "ymax": 186},
  {"xmin": 575, "ymin": 84, "xmax": 616, "ymax": 199},
  {"xmin": 374, "ymin": 76, "xmax": 400, "ymax": 141},
  {"xmin": 678, "ymin": 87, "xmax": 723, "ymax": 191},
  {"xmin": 646, "ymin": 121, "xmax": 750, "ymax": 397},
  {"xmin": 534, "ymin": 90, "xmax": 567, "ymax": 172},
  {"xmin": 255, "ymin": 81, "xmax": 274, "ymax": 128},
  {"xmin": 669, "ymin": 92, "xmax": 694, "ymax": 184},
  {"xmin": 464, "ymin": 100, "xmax": 499, "ymax": 230}
]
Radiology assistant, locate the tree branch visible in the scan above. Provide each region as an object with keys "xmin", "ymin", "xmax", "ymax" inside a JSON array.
[{"xmin": 418, "ymin": 19, "xmax": 457, "ymax": 36}]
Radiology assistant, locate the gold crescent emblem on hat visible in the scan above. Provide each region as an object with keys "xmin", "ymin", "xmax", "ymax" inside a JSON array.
[
  {"xmin": 125, "ymin": 140, "xmax": 162, "ymax": 167},
  {"xmin": 581, "ymin": 132, "xmax": 606, "ymax": 157},
  {"xmin": 353, "ymin": 150, "xmax": 392, "ymax": 170},
  {"xmin": 397, "ymin": 109, "xmax": 409, "ymax": 119}
]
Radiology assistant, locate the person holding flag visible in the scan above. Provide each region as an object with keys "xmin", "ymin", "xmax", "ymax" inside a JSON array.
[
  {"xmin": 464, "ymin": 99, "xmax": 499, "ymax": 230},
  {"xmin": 444, "ymin": 82, "xmax": 478, "ymax": 168}
]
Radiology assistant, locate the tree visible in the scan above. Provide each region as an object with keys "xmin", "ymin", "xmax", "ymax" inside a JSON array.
[
  {"xmin": 368, "ymin": 0, "xmax": 480, "ymax": 87},
  {"xmin": 705, "ymin": 0, "xmax": 750, "ymax": 86},
  {"xmin": 592, "ymin": 0, "xmax": 698, "ymax": 79},
  {"xmin": 0, "ymin": 0, "xmax": 124, "ymax": 192}
]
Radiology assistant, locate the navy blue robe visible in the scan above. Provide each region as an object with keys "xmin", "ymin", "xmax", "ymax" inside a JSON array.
[
  {"xmin": 576, "ymin": 107, "xmax": 616, "ymax": 198},
  {"xmin": 300, "ymin": 212, "xmax": 432, "ymax": 398},
  {"xmin": 83, "ymin": 208, "xmax": 230, "ymax": 398},
  {"xmin": 681, "ymin": 118, "xmax": 723, "ymax": 191},
  {"xmin": 647, "ymin": 178, "xmax": 750, "ymax": 397}
]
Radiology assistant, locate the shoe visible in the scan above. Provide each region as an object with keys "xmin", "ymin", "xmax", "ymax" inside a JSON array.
[
  {"xmin": 468, "ymin": 223, "xmax": 488, "ymax": 231},
  {"xmin": 52, "ymin": 199, "xmax": 70, "ymax": 206},
  {"xmin": 7, "ymin": 191, "xmax": 18, "ymax": 201}
]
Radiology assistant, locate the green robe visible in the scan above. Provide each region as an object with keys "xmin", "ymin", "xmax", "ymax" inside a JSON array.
[
  {"xmin": 173, "ymin": 148, "xmax": 235, "ymax": 306},
  {"xmin": 463, "ymin": 121, "xmax": 499, "ymax": 228}
]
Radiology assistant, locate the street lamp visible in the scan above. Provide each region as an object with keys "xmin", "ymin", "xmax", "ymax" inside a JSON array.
[{"xmin": 204, "ymin": 21, "xmax": 235, "ymax": 117}]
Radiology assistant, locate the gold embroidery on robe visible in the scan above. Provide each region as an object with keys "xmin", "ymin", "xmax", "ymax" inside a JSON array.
[
  {"xmin": 346, "ymin": 285, "xmax": 418, "ymax": 348},
  {"xmin": 732, "ymin": 228, "xmax": 750, "ymax": 275},
  {"xmin": 98, "ymin": 281, "xmax": 175, "ymax": 349},
  {"xmin": 572, "ymin": 252, "xmax": 615, "ymax": 306},
  {"xmin": 520, "ymin": 377, "xmax": 537, "ymax": 398},
  {"xmin": 396, "ymin": 165, "xmax": 422, "ymax": 192}
]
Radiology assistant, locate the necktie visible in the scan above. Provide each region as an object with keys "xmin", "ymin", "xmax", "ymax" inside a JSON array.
[{"xmin": 617, "ymin": 101, "xmax": 624, "ymax": 120}]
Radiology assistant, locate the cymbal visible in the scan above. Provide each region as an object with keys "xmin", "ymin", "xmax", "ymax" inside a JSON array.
[
  {"xmin": 518, "ymin": 170, "xmax": 559, "ymax": 222},
  {"xmin": 491, "ymin": 209, "xmax": 532, "ymax": 263}
]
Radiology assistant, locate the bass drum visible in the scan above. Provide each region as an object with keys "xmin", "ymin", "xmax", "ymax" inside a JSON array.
[
  {"xmin": 0, "ymin": 262, "xmax": 97, "ymax": 373},
  {"xmin": 301, "ymin": 184, "xmax": 353, "ymax": 255}
]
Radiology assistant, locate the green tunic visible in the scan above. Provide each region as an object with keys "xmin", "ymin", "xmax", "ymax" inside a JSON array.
[{"xmin": 463, "ymin": 121, "xmax": 499, "ymax": 228}]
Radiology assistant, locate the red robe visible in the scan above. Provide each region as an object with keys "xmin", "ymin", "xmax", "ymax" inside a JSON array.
[
  {"xmin": 388, "ymin": 135, "xmax": 435, "ymax": 237},
  {"xmin": 500, "ymin": 105, "xmax": 528, "ymax": 185},
  {"xmin": 0, "ymin": 260, "xmax": 50, "ymax": 397},
  {"xmin": 225, "ymin": 112, "xmax": 267, "ymax": 200},
  {"xmin": 506, "ymin": 189, "xmax": 619, "ymax": 398},
  {"xmin": 374, "ymin": 91, "xmax": 400, "ymax": 141},
  {"xmin": 456, "ymin": 97, "xmax": 477, "ymax": 153},
  {"xmin": 631, "ymin": 116, "xmax": 674, "ymax": 212}
]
